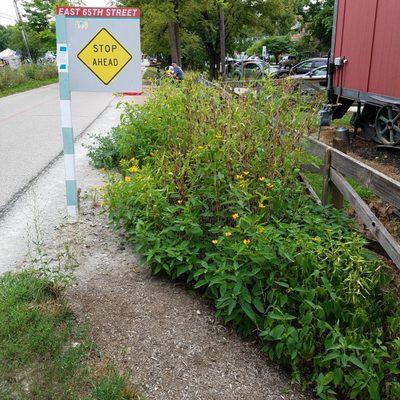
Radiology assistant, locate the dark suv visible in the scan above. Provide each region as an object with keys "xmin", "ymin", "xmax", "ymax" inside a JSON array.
[{"xmin": 290, "ymin": 58, "xmax": 328, "ymax": 75}]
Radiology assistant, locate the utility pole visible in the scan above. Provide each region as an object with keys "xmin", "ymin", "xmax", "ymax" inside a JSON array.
[
  {"xmin": 219, "ymin": 4, "xmax": 226, "ymax": 80},
  {"xmin": 13, "ymin": 0, "xmax": 32, "ymax": 62}
]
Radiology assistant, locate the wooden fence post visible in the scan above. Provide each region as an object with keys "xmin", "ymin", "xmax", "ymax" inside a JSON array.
[
  {"xmin": 322, "ymin": 148, "xmax": 344, "ymax": 209},
  {"xmin": 322, "ymin": 149, "xmax": 331, "ymax": 206},
  {"xmin": 331, "ymin": 138, "xmax": 345, "ymax": 209}
]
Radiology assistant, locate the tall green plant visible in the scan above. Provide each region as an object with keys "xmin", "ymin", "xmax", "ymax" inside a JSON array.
[{"xmin": 90, "ymin": 77, "xmax": 400, "ymax": 400}]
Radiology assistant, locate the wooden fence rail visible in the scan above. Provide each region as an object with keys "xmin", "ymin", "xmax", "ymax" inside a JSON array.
[
  {"xmin": 203, "ymin": 78, "xmax": 400, "ymax": 268},
  {"xmin": 303, "ymin": 137, "xmax": 400, "ymax": 268}
]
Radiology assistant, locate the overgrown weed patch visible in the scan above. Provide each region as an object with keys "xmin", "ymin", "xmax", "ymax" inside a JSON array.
[{"xmin": 89, "ymin": 76, "xmax": 400, "ymax": 400}]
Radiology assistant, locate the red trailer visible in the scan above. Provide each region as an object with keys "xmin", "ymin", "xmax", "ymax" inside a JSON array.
[{"xmin": 327, "ymin": 0, "xmax": 400, "ymax": 146}]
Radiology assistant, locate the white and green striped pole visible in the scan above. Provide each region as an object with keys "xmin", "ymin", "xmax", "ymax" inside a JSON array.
[{"xmin": 56, "ymin": 15, "xmax": 78, "ymax": 219}]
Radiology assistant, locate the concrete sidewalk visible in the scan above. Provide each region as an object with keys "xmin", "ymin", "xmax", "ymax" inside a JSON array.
[
  {"xmin": 0, "ymin": 93, "xmax": 146, "ymax": 273},
  {"xmin": 0, "ymin": 84, "xmax": 113, "ymax": 211}
]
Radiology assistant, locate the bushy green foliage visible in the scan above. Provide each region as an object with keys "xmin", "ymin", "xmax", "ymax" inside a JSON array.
[
  {"xmin": 247, "ymin": 35, "xmax": 294, "ymax": 61},
  {"xmin": 0, "ymin": 64, "xmax": 57, "ymax": 92},
  {"xmin": 90, "ymin": 77, "xmax": 400, "ymax": 400}
]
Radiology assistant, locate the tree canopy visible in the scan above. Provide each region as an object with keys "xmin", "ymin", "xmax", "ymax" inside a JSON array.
[
  {"xmin": 295, "ymin": 0, "xmax": 334, "ymax": 50},
  {"xmin": 1, "ymin": 0, "xmax": 335, "ymax": 72},
  {"xmin": 119, "ymin": 0, "xmax": 299, "ymax": 77},
  {"xmin": 22, "ymin": 0, "xmax": 56, "ymax": 32},
  {"xmin": 0, "ymin": 25, "xmax": 11, "ymax": 52}
]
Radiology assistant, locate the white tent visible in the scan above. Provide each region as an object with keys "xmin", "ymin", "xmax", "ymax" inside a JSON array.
[{"xmin": 0, "ymin": 48, "xmax": 21, "ymax": 69}]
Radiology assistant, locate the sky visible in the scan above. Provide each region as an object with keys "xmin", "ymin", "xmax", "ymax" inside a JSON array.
[{"xmin": 0, "ymin": 0, "xmax": 111, "ymax": 27}]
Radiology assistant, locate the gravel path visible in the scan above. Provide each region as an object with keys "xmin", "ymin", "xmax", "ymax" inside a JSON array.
[{"xmin": 53, "ymin": 195, "xmax": 315, "ymax": 400}]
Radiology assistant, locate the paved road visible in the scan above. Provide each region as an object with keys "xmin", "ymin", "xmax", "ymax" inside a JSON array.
[{"xmin": 0, "ymin": 84, "xmax": 113, "ymax": 211}]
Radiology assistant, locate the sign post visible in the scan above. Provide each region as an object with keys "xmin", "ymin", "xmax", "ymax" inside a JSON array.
[{"xmin": 55, "ymin": 7, "xmax": 141, "ymax": 219}]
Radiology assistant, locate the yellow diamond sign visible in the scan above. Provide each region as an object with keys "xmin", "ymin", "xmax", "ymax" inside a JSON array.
[{"xmin": 77, "ymin": 28, "xmax": 132, "ymax": 85}]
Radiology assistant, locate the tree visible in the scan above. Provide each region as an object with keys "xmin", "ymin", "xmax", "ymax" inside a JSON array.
[
  {"xmin": 0, "ymin": 25, "xmax": 11, "ymax": 52},
  {"xmin": 295, "ymin": 0, "xmax": 334, "ymax": 50},
  {"xmin": 180, "ymin": 0, "xmax": 297, "ymax": 78},
  {"xmin": 22, "ymin": 0, "xmax": 56, "ymax": 32},
  {"xmin": 247, "ymin": 35, "xmax": 293, "ymax": 62},
  {"xmin": 119, "ymin": 0, "xmax": 298, "ymax": 78},
  {"xmin": 8, "ymin": 24, "xmax": 55, "ymax": 61},
  {"xmin": 118, "ymin": 0, "xmax": 183, "ymax": 65}
]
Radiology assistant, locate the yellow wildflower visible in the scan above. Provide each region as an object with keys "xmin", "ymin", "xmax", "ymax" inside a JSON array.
[
  {"xmin": 232, "ymin": 213, "xmax": 239, "ymax": 220},
  {"xmin": 212, "ymin": 239, "xmax": 219, "ymax": 245},
  {"xmin": 124, "ymin": 176, "xmax": 132, "ymax": 183},
  {"xmin": 235, "ymin": 174, "xmax": 243, "ymax": 180},
  {"xmin": 243, "ymin": 171, "xmax": 249, "ymax": 176},
  {"xmin": 224, "ymin": 231, "xmax": 232, "ymax": 237},
  {"xmin": 128, "ymin": 165, "xmax": 140, "ymax": 173},
  {"xmin": 177, "ymin": 199, "xmax": 183, "ymax": 205},
  {"xmin": 259, "ymin": 176, "xmax": 266, "ymax": 182},
  {"xmin": 243, "ymin": 239, "xmax": 251, "ymax": 245},
  {"xmin": 266, "ymin": 183, "xmax": 274, "ymax": 189},
  {"xmin": 259, "ymin": 202, "xmax": 266, "ymax": 209}
]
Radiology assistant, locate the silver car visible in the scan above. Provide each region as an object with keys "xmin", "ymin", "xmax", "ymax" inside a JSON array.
[{"xmin": 290, "ymin": 65, "xmax": 328, "ymax": 92}]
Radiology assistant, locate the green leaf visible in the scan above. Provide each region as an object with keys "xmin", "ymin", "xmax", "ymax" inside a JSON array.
[
  {"xmin": 194, "ymin": 279, "xmax": 208, "ymax": 289},
  {"xmin": 176, "ymin": 264, "xmax": 188, "ymax": 277},
  {"xmin": 276, "ymin": 281, "xmax": 289, "ymax": 288},
  {"xmin": 322, "ymin": 351, "xmax": 341, "ymax": 363},
  {"xmin": 368, "ymin": 380, "xmax": 380, "ymax": 400},
  {"xmin": 252, "ymin": 297, "xmax": 265, "ymax": 313},
  {"xmin": 319, "ymin": 371, "xmax": 334, "ymax": 386},
  {"xmin": 227, "ymin": 300, "xmax": 237, "ymax": 316},
  {"xmin": 268, "ymin": 312, "xmax": 296, "ymax": 321},
  {"xmin": 347, "ymin": 356, "xmax": 367, "ymax": 371},
  {"xmin": 241, "ymin": 302, "xmax": 257, "ymax": 322},
  {"xmin": 333, "ymin": 368, "xmax": 343, "ymax": 386},
  {"xmin": 269, "ymin": 324, "xmax": 285, "ymax": 340}
]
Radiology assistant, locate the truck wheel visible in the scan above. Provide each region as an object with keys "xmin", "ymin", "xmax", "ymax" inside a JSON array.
[{"xmin": 375, "ymin": 105, "xmax": 400, "ymax": 145}]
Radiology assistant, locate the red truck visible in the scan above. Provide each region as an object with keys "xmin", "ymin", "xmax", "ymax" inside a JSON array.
[{"xmin": 327, "ymin": 0, "xmax": 400, "ymax": 146}]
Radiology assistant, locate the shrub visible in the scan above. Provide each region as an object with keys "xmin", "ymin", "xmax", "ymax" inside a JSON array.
[
  {"xmin": 0, "ymin": 64, "xmax": 57, "ymax": 91},
  {"xmin": 90, "ymin": 77, "xmax": 400, "ymax": 400}
]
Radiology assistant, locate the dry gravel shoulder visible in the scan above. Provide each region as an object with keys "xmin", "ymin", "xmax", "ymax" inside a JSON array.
[{"xmin": 43, "ymin": 193, "xmax": 315, "ymax": 400}]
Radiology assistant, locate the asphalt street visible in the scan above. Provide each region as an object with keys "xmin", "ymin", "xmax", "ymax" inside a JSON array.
[{"xmin": 0, "ymin": 83, "xmax": 113, "ymax": 211}]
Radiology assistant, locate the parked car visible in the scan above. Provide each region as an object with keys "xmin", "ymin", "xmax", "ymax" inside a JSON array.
[
  {"xmin": 290, "ymin": 58, "xmax": 328, "ymax": 75},
  {"xmin": 279, "ymin": 55, "xmax": 298, "ymax": 69},
  {"xmin": 289, "ymin": 65, "xmax": 328, "ymax": 92},
  {"xmin": 232, "ymin": 60, "xmax": 277, "ymax": 81}
]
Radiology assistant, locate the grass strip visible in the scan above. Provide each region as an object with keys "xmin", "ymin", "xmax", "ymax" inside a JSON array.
[
  {"xmin": 0, "ymin": 78, "xmax": 58, "ymax": 98},
  {"xmin": 0, "ymin": 270, "xmax": 141, "ymax": 400}
]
